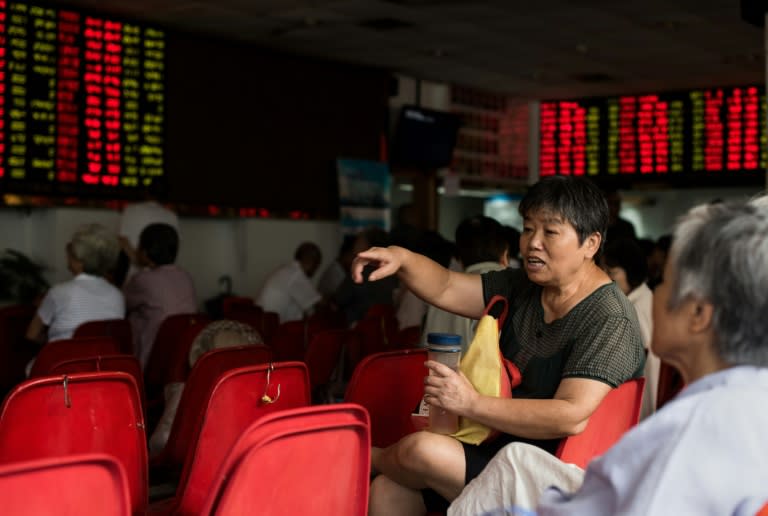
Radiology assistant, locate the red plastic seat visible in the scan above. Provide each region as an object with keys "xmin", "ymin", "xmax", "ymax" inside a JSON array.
[
  {"xmin": 151, "ymin": 345, "xmax": 272, "ymax": 472},
  {"xmin": 145, "ymin": 314, "xmax": 209, "ymax": 400},
  {"xmin": 555, "ymin": 377, "xmax": 645, "ymax": 469},
  {"xmin": 657, "ymin": 361, "xmax": 685, "ymax": 409},
  {"xmin": 259, "ymin": 311, "xmax": 280, "ymax": 342},
  {"xmin": 29, "ymin": 336, "xmax": 121, "ymax": 377},
  {"xmin": 269, "ymin": 320, "xmax": 308, "ymax": 362},
  {"xmin": 201, "ymin": 404, "xmax": 370, "ymax": 516},
  {"xmin": 350, "ymin": 315, "xmax": 399, "ymax": 369},
  {"xmin": 220, "ymin": 296, "xmax": 260, "ymax": 318},
  {"xmin": 393, "ymin": 324, "xmax": 423, "ymax": 349},
  {"xmin": 149, "ymin": 361, "xmax": 311, "ymax": 516},
  {"xmin": 305, "ymin": 329, "xmax": 347, "ymax": 389},
  {"xmin": 49, "ymin": 354, "xmax": 146, "ymax": 411},
  {"xmin": 362, "ymin": 303, "xmax": 396, "ymax": 320},
  {"xmin": 344, "ymin": 348, "xmax": 427, "ymax": 448},
  {"xmin": 74, "ymin": 318, "xmax": 133, "ymax": 355},
  {"xmin": 0, "ymin": 371, "xmax": 148, "ymax": 515},
  {"xmin": 0, "ymin": 453, "xmax": 131, "ymax": 516},
  {"xmin": 0, "ymin": 304, "xmax": 36, "ymax": 393}
]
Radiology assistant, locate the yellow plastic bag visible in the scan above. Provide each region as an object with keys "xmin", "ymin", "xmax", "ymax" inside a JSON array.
[{"xmin": 451, "ymin": 295, "xmax": 521, "ymax": 445}]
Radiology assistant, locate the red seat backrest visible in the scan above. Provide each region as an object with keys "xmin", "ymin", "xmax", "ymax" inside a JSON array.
[
  {"xmin": 344, "ymin": 348, "xmax": 427, "ymax": 448},
  {"xmin": 555, "ymin": 377, "xmax": 645, "ymax": 469},
  {"xmin": 260, "ymin": 311, "xmax": 280, "ymax": 342},
  {"xmin": 393, "ymin": 325, "xmax": 423, "ymax": 349},
  {"xmin": 202, "ymin": 404, "xmax": 370, "ymax": 516},
  {"xmin": 351, "ymin": 315, "xmax": 399, "ymax": 367},
  {"xmin": 305, "ymin": 329, "xmax": 348, "ymax": 389},
  {"xmin": 144, "ymin": 313, "xmax": 209, "ymax": 396},
  {"xmin": 152, "ymin": 345, "xmax": 272, "ymax": 471},
  {"xmin": 30, "ymin": 336, "xmax": 121, "ymax": 377},
  {"xmin": 362, "ymin": 303, "xmax": 396, "ymax": 321},
  {"xmin": 0, "ymin": 453, "xmax": 131, "ymax": 516},
  {"xmin": 49, "ymin": 354, "xmax": 146, "ymax": 411},
  {"xmin": 163, "ymin": 362, "xmax": 311, "ymax": 516},
  {"xmin": 269, "ymin": 320, "xmax": 307, "ymax": 362},
  {"xmin": 73, "ymin": 318, "xmax": 133, "ymax": 355},
  {"xmin": 656, "ymin": 361, "xmax": 685, "ymax": 409},
  {"xmin": 0, "ymin": 372, "xmax": 147, "ymax": 515},
  {"xmin": 220, "ymin": 296, "xmax": 260, "ymax": 319}
]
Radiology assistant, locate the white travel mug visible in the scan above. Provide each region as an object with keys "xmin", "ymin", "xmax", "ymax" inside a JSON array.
[{"xmin": 426, "ymin": 333, "xmax": 462, "ymax": 434}]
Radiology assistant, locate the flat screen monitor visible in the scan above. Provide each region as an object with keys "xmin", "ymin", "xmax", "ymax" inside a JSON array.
[{"xmin": 391, "ymin": 105, "xmax": 460, "ymax": 170}]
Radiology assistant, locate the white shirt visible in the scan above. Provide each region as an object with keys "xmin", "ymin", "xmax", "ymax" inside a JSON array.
[
  {"xmin": 37, "ymin": 273, "xmax": 126, "ymax": 342},
  {"xmin": 627, "ymin": 283, "xmax": 652, "ymax": 350},
  {"xmin": 627, "ymin": 282, "xmax": 660, "ymax": 420},
  {"xmin": 256, "ymin": 261, "xmax": 321, "ymax": 323},
  {"xmin": 538, "ymin": 366, "xmax": 768, "ymax": 515}
]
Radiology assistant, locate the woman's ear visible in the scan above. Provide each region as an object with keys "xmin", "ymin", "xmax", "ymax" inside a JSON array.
[{"xmin": 583, "ymin": 232, "xmax": 602, "ymax": 260}]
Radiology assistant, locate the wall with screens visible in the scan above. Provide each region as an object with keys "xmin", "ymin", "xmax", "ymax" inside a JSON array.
[
  {"xmin": 0, "ymin": 0, "xmax": 165, "ymax": 197},
  {"xmin": 539, "ymin": 86, "xmax": 767, "ymax": 187},
  {"xmin": 0, "ymin": 1, "xmax": 392, "ymax": 218}
]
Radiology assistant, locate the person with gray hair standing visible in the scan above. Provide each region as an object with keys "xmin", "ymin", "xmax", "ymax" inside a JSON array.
[
  {"xmin": 26, "ymin": 223, "xmax": 125, "ymax": 344},
  {"xmin": 449, "ymin": 196, "xmax": 768, "ymax": 516}
]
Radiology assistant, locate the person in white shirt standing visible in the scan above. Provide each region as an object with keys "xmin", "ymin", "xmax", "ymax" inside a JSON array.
[{"xmin": 256, "ymin": 242, "xmax": 323, "ymax": 323}]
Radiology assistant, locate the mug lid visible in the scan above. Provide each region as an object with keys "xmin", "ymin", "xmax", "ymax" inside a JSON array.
[{"xmin": 427, "ymin": 333, "xmax": 461, "ymax": 345}]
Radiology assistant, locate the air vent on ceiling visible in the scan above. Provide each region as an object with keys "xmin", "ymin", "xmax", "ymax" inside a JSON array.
[
  {"xmin": 571, "ymin": 73, "xmax": 618, "ymax": 83},
  {"xmin": 359, "ymin": 18, "xmax": 413, "ymax": 30},
  {"xmin": 383, "ymin": 0, "xmax": 464, "ymax": 4}
]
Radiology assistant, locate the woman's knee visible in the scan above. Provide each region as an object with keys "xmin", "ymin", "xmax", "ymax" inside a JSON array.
[{"xmin": 394, "ymin": 432, "xmax": 462, "ymax": 474}]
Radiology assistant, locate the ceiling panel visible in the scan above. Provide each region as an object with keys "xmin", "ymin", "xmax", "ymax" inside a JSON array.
[{"xmin": 45, "ymin": 0, "xmax": 765, "ymax": 98}]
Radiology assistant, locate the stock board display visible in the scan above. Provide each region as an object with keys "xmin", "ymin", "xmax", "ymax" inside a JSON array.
[
  {"xmin": 539, "ymin": 86, "xmax": 766, "ymax": 185},
  {"xmin": 0, "ymin": 0, "xmax": 164, "ymax": 197}
]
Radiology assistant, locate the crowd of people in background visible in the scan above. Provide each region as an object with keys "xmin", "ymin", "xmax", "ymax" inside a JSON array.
[{"xmin": 12, "ymin": 176, "xmax": 766, "ymax": 515}]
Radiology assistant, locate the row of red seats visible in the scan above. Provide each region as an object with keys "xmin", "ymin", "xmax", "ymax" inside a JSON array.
[
  {"xmin": 0, "ymin": 300, "xmax": 651, "ymax": 515},
  {"xmin": 0, "ymin": 348, "xmax": 647, "ymax": 515},
  {"xmin": 0, "ymin": 363, "xmax": 370, "ymax": 515}
]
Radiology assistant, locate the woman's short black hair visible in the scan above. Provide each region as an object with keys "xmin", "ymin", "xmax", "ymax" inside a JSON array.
[
  {"xmin": 519, "ymin": 176, "xmax": 609, "ymax": 256},
  {"xmin": 603, "ymin": 238, "xmax": 648, "ymax": 290},
  {"xmin": 139, "ymin": 223, "xmax": 179, "ymax": 266}
]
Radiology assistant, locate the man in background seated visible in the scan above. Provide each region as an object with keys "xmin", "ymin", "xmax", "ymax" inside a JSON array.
[
  {"xmin": 421, "ymin": 215, "xmax": 509, "ymax": 353},
  {"xmin": 256, "ymin": 242, "xmax": 323, "ymax": 323},
  {"xmin": 449, "ymin": 197, "xmax": 768, "ymax": 516},
  {"xmin": 124, "ymin": 223, "xmax": 197, "ymax": 369},
  {"xmin": 26, "ymin": 223, "xmax": 125, "ymax": 345}
]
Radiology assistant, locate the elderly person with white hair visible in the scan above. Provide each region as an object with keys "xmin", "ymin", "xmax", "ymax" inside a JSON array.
[
  {"xmin": 448, "ymin": 196, "xmax": 768, "ymax": 516},
  {"xmin": 26, "ymin": 223, "xmax": 125, "ymax": 344}
]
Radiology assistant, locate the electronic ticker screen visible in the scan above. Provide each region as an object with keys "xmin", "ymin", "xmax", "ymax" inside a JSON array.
[
  {"xmin": 0, "ymin": 0, "xmax": 165, "ymax": 198},
  {"xmin": 539, "ymin": 86, "xmax": 767, "ymax": 186}
]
